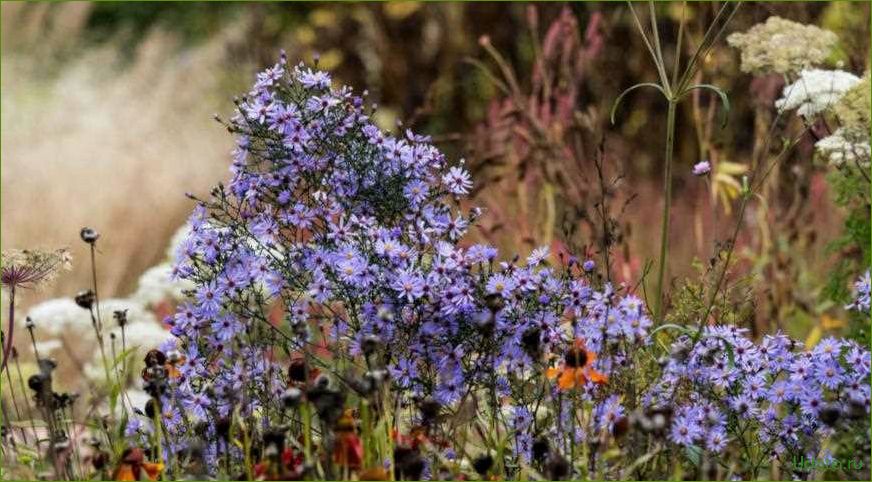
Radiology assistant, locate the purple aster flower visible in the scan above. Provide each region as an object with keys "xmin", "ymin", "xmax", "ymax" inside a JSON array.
[
  {"xmin": 511, "ymin": 406, "xmax": 533, "ymax": 431},
  {"xmin": 442, "ymin": 166, "xmax": 472, "ymax": 195},
  {"xmin": 514, "ymin": 432, "xmax": 533, "ymax": 463},
  {"xmin": 692, "ymin": 160, "xmax": 711, "ymax": 176},
  {"xmin": 799, "ymin": 388, "xmax": 824, "ymax": 417},
  {"xmin": 705, "ymin": 427, "xmax": 728, "ymax": 453},
  {"xmin": 486, "ymin": 273, "xmax": 516, "ymax": 297},
  {"xmin": 295, "ymin": 65, "xmax": 331, "ymax": 89},
  {"xmin": 434, "ymin": 379, "xmax": 463, "ymax": 405},
  {"xmin": 815, "ymin": 361, "xmax": 845, "ymax": 390},
  {"xmin": 846, "ymin": 270, "xmax": 871, "ymax": 314},
  {"xmin": 393, "ymin": 269, "xmax": 425, "ymax": 302},
  {"xmin": 183, "ymin": 392, "xmax": 212, "ymax": 420},
  {"xmin": 670, "ymin": 414, "xmax": 703, "ymax": 446}
]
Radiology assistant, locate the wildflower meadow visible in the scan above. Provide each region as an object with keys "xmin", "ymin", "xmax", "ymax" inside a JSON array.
[{"xmin": 1, "ymin": 2, "xmax": 870, "ymax": 481}]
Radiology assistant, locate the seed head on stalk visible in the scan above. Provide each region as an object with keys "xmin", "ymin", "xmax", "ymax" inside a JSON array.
[{"xmin": 1, "ymin": 248, "xmax": 71, "ymax": 371}]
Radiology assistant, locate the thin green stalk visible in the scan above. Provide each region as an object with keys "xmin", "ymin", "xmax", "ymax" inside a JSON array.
[{"xmin": 654, "ymin": 100, "xmax": 678, "ymax": 322}]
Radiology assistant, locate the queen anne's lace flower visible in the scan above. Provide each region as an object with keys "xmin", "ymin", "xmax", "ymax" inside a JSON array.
[
  {"xmin": 727, "ymin": 17, "xmax": 838, "ymax": 75},
  {"xmin": 815, "ymin": 128, "xmax": 871, "ymax": 168},
  {"xmin": 775, "ymin": 69, "xmax": 861, "ymax": 118}
]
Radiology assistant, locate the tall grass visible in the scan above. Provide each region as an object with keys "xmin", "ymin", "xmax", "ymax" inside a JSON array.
[{"xmin": 1, "ymin": 5, "xmax": 258, "ymax": 307}]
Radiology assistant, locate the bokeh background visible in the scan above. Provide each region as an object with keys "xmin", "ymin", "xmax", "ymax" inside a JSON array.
[{"xmin": 2, "ymin": 1, "xmax": 869, "ymax": 345}]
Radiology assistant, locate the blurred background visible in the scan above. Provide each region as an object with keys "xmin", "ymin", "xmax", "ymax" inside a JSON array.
[{"xmin": 1, "ymin": 1, "xmax": 869, "ymax": 347}]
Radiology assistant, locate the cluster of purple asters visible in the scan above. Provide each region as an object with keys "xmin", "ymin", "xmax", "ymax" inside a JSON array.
[
  {"xmin": 148, "ymin": 57, "xmax": 869, "ymax": 476},
  {"xmin": 156, "ymin": 56, "xmax": 652, "ymax": 464},
  {"xmin": 646, "ymin": 325, "xmax": 870, "ymax": 467}
]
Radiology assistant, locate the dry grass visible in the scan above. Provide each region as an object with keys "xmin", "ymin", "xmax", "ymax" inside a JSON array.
[{"xmin": 1, "ymin": 3, "xmax": 259, "ymax": 308}]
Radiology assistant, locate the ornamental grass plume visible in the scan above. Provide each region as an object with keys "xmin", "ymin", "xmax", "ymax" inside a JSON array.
[{"xmin": 727, "ymin": 16, "xmax": 839, "ymax": 76}]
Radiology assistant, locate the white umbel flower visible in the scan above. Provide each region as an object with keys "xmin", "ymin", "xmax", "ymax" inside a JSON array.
[
  {"xmin": 27, "ymin": 298, "xmax": 157, "ymax": 335},
  {"xmin": 776, "ymin": 69, "xmax": 861, "ymax": 118},
  {"xmin": 132, "ymin": 263, "xmax": 194, "ymax": 307},
  {"xmin": 815, "ymin": 129, "xmax": 871, "ymax": 168}
]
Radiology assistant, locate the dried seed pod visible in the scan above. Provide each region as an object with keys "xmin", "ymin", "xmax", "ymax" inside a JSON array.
[
  {"xmin": 532, "ymin": 437, "xmax": 550, "ymax": 463},
  {"xmin": 74, "ymin": 290, "xmax": 96, "ymax": 310},
  {"xmin": 472, "ymin": 454, "xmax": 493, "ymax": 476},
  {"xmin": 113, "ymin": 310, "xmax": 129, "ymax": 327},
  {"xmin": 819, "ymin": 403, "xmax": 841, "ymax": 426},
  {"xmin": 80, "ymin": 227, "xmax": 100, "ymax": 244},
  {"xmin": 288, "ymin": 359, "xmax": 307, "ymax": 383},
  {"xmin": 361, "ymin": 334, "xmax": 381, "ymax": 356},
  {"xmin": 418, "ymin": 397, "xmax": 441, "ymax": 423},
  {"xmin": 144, "ymin": 349, "xmax": 167, "ymax": 368},
  {"xmin": 282, "ymin": 387, "xmax": 303, "ymax": 409},
  {"xmin": 394, "ymin": 446, "xmax": 424, "ymax": 480}
]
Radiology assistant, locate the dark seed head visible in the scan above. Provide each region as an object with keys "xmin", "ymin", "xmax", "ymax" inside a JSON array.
[
  {"xmin": 282, "ymin": 387, "xmax": 303, "ymax": 409},
  {"xmin": 532, "ymin": 437, "xmax": 550, "ymax": 463},
  {"xmin": 288, "ymin": 359, "xmax": 307, "ymax": 383},
  {"xmin": 144, "ymin": 349, "xmax": 167, "ymax": 368},
  {"xmin": 144, "ymin": 398, "xmax": 159, "ymax": 418},
  {"xmin": 361, "ymin": 334, "xmax": 381, "ymax": 356},
  {"xmin": 546, "ymin": 453, "xmax": 570, "ymax": 480},
  {"xmin": 80, "ymin": 227, "xmax": 100, "ymax": 244},
  {"xmin": 394, "ymin": 447, "xmax": 424, "ymax": 480},
  {"xmin": 91, "ymin": 450, "xmax": 109, "ymax": 470},
  {"xmin": 113, "ymin": 310, "xmax": 128, "ymax": 327},
  {"xmin": 521, "ymin": 327, "xmax": 542, "ymax": 359},
  {"xmin": 613, "ymin": 416, "xmax": 630, "ymax": 438},
  {"xmin": 484, "ymin": 293, "xmax": 504, "ymax": 313},
  {"xmin": 263, "ymin": 428, "xmax": 287, "ymax": 453},
  {"xmin": 846, "ymin": 398, "xmax": 867, "ymax": 420},
  {"xmin": 419, "ymin": 397, "xmax": 441, "ymax": 422},
  {"xmin": 564, "ymin": 346, "xmax": 588, "ymax": 368},
  {"xmin": 28, "ymin": 374, "xmax": 45, "ymax": 392},
  {"xmin": 472, "ymin": 454, "xmax": 494, "ymax": 475},
  {"xmin": 74, "ymin": 290, "xmax": 96, "ymax": 310},
  {"xmin": 215, "ymin": 417, "xmax": 232, "ymax": 439},
  {"xmin": 819, "ymin": 403, "xmax": 841, "ymax": 426},
  {"xmin": 25, "ymin": 317, "xmax": 35, "ymax": 330}
]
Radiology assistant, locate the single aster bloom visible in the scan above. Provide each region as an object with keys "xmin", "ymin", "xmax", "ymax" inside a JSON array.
[
  {"xmin": 546, "ymin": 338, "xmax": 608, "ymax": 391},
  {"xmin": 692, "ymin": 160, "xmax": 711, "ymax": 176}
]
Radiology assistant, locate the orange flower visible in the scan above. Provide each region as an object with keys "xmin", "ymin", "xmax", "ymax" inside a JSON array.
[
  {"xmin": 546, "ymin": 339, "xmax": 608, "ymax": 390},
  {"xmin": 112, "ymin": 448, "xmax": 163, "ymax": 481},
  {"xmin": 333, "ymin": 410, "xmax": 363, "ymax": 469}
]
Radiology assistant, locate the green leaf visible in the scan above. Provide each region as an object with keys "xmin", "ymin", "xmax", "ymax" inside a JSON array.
[
  {"xmin": 610, "ymin": 82, "xmax": 667, "ymax": 125},
  {"xmin": 680, "ymin": 83, "xmax": 731, "ymax": 128},
  {"xmin": 650, "ymin": 323, "xmax": 694, "ymax": 336}
]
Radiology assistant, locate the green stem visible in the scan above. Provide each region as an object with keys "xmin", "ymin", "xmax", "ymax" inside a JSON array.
[{"xmin": 654, "ymin": 100, "xmax": 678, "ymax": 322}]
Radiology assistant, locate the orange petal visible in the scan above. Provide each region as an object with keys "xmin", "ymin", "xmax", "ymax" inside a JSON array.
[
  {"xmin": 557, "ymin": 369, "xmax": 576, "ymax": 390},
  {"xmin": 588, "ymin": 369, "xmax": 608, "ymax": 384},
  {"xmin": 142, "ymin": 462, "xmax": 164, "ymax": 481},
  {"xmin": 546, "ymin": 367, "xmax": 560, "ymax": 380},
  {"xmin": 112, "ymin": 464, "xmax": 136, "ymax": 481}
]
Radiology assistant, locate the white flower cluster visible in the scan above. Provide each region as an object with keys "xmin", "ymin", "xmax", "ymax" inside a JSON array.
[
  {"xmin": 775, "ymin": 69, "xmax": 861, "ymax": 118},
  {"xmin": 815, "ymin": 129, "xmax": 871, "ymax": 168}
]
